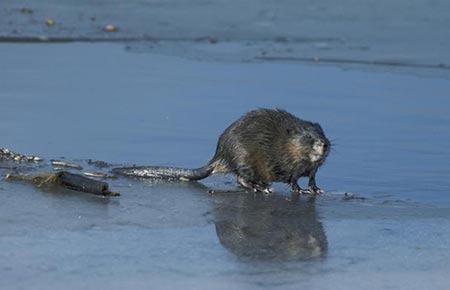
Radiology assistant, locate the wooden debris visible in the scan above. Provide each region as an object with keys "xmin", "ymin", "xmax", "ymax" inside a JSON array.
[
  {"xmin": 83, "ymin": 172, "xmax": 109, "ymax": 179},
  {"xmin": 6, "ymin": 171, "xmax": 119, "ymax": 196},
  {"xmin": 51, "ymin": 160, "xmax": 83, "ymax": 170}
]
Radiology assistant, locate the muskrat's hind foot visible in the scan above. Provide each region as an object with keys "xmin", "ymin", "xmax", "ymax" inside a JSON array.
[
  {"xmin": 237, "ymin": 176, "xmax": 253, "ymax": 191},
  {"xmin": 237, "ymin": 176, "xmax": 272, "ymax": 194}
]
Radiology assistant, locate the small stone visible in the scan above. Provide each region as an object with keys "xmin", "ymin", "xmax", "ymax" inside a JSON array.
[
  {"xmin": 19, "ymin": 7, "xmax": 33, "ymax": 14},
  {"xmin": 103, "ymin": 25, "xmax": 118, "ymax": 32},
  {"xmin": 14, "ymin": 156, "xmax": 21, "ymax": 161},
  {"xmin": 208, "ymin": 37, "xmax": 218, "ymax": 44},
  {"xmin": 33, "ymin": 156, "xmax": 42, "ymax": 161},
  {"xmin": 46, "ymin": 19, "xmax": 55, "ymax": 26}
]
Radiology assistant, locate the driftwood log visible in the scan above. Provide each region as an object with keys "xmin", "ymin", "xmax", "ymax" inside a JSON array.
[
  {"xmin": 2, "ymin": 147, "xmax": 119, "ymax": 196},
  {"xmin": 6, "ymin": 171, "xmax": 119, "ymax": 196}
]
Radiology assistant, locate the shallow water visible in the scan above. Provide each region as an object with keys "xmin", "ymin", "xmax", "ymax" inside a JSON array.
[{"xmin": 1, "ymin": 41, "xmax": 450, "ymax": 289}]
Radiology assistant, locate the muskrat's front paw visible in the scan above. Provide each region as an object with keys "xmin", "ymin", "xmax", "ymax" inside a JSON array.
[
  {"xmin": 309, "ymin": 186, "xmax": 324, "ymax": 194},
  {"xmin": 299, "ymin": 189, "xmax": 312, "ymax": 194},
  {"xmin": 293, "ymin": 187, "xmax": 323, "ymax": 195},
  {"xmin": 292, "ymin": 187, "xmax": 310, "ymax": 195}
]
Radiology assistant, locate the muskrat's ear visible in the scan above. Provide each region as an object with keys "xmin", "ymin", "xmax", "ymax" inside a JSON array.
[
  {"xmin": 313, "ymin": 123, "xmax": 325, "ymax": 134},
  {"xmin": 286, "ymin": 127, "xmax": 298, "ymax": 135}
]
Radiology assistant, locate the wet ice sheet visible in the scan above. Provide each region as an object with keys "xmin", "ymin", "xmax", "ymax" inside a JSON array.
[
  {"xmin": 1, "ymin": 42, "xmax": 450, "ymax": 289},
  {"xmin": 1, "ymin": 178, "xmax": 450, "ymax": 290}
]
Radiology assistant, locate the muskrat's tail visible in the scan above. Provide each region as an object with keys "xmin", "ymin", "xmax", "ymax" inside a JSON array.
[{"xmin": 112, "ymin": 164, "xmax": 214, "ymax": 181}]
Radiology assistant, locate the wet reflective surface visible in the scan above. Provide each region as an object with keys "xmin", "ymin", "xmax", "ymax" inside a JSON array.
[
  {"xmin": 213, "ymin": 194, "xmax": 327, "ymax": 261},
  {"xmin": 1, "ymin": 2, "xmax": 450, "ymax": 287}
]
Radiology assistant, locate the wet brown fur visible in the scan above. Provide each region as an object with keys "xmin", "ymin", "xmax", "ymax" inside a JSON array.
[{"xmin": 207, "ymin": 109, "xmax": 330, "ymax": 193}]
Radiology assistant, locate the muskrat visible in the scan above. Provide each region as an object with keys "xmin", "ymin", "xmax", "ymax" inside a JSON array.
[{"xmin": 113, "ymin": 109, "xmax": 330, "ymax": 194}]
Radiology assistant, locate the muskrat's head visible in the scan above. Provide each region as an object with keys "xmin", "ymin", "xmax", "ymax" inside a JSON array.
[{"xmin": 288, "ymin": 123, "xmax": 330, "ymax": 163}]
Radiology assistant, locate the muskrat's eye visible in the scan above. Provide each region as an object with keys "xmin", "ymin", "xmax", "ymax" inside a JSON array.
[{"xmin": 304, "ymin": 133, "xmax": 314, "ymax": 140}]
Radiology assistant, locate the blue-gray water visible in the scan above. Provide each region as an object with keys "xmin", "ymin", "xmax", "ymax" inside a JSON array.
[{"xmin": 1, "ymin": 1, "xmax": 450, "ymax": 289}]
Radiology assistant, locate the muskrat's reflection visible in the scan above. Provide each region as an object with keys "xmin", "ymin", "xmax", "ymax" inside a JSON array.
[{"xmin": 212, "ymin": 193, "xmax": 327, "ymax": 261}]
